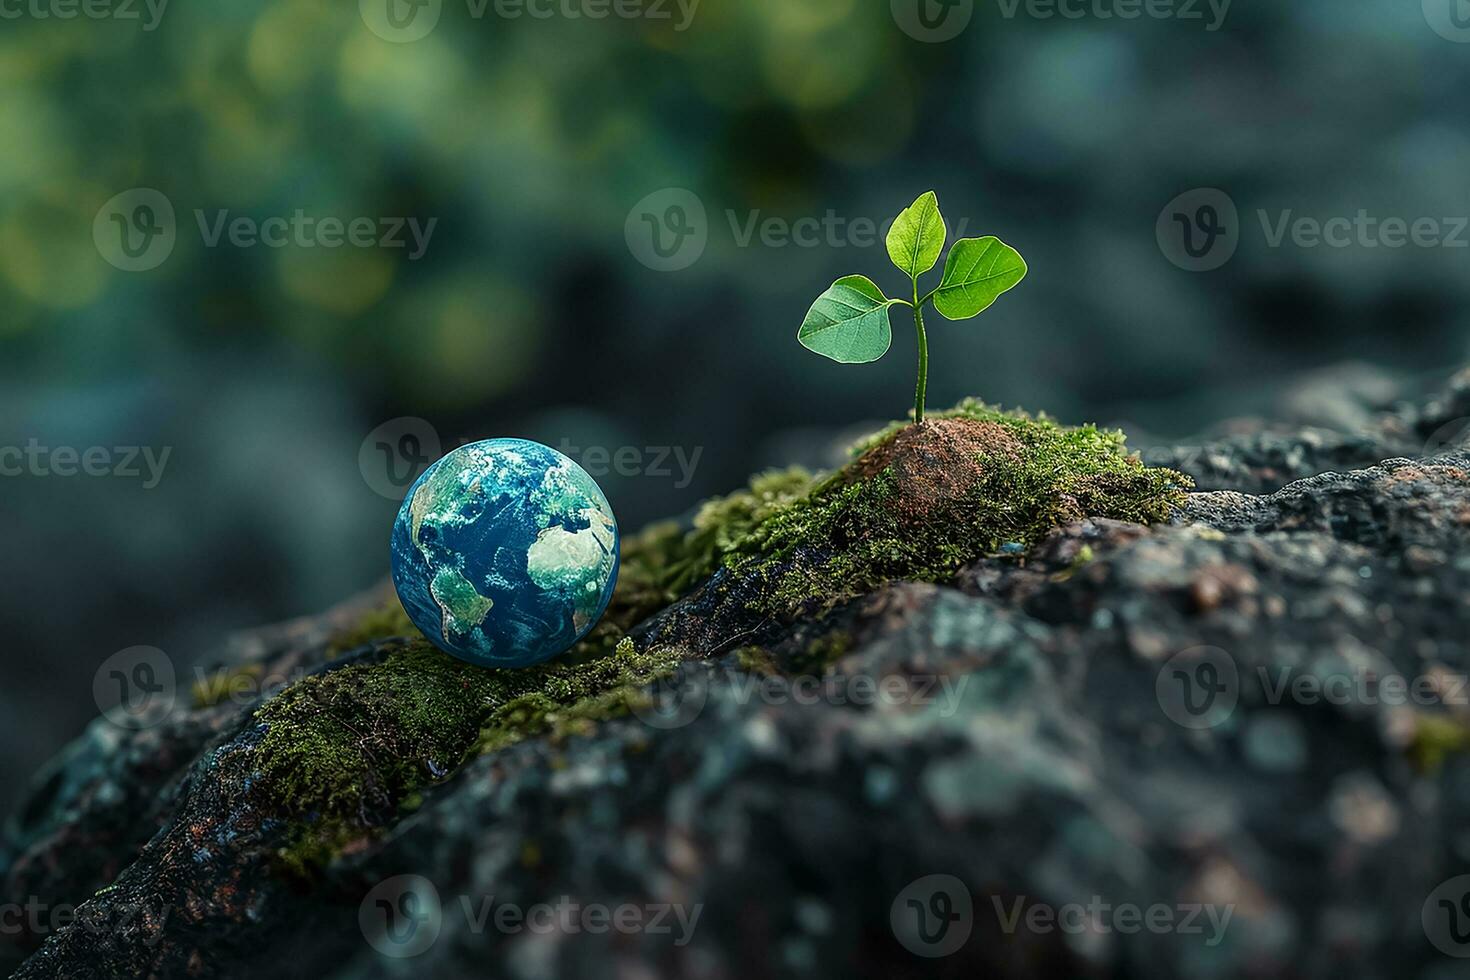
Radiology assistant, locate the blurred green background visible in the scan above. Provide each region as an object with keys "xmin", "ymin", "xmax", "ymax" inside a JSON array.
[{"xmin": 2, "ymin": 1, "xmax": 1469, "ymax": 811}]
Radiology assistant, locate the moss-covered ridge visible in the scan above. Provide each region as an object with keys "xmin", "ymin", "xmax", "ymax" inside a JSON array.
[
  {"xmin": 258, "ymin": 401, "xmax": 1187, "ymax": 869},
  {"xmin": 633, "ymin": 400, "xmax": 1191, "ymax": 614},
  {"xmin": 252, "ymin": 637, "xmax": 680, "ymax": 871},
  {"xmin": 326, "ymin": 400, "xmax": 1189, "ymax": 652}
]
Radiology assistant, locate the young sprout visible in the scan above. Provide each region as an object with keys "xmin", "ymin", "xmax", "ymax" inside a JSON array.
[{"xmin": 797, "ymin": 192, "xmax": 1027, "ymax": 424}]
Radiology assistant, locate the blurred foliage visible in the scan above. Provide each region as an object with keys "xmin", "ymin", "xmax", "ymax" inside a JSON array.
[
  {"xmin": 0, "ymin": 0, "xmax": 935, "ymax": 408},
  {"xmin": 3, "ymin": 2, "xmax": 1467, "ymax": 422}
]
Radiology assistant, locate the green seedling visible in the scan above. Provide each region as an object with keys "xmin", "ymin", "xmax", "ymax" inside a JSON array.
[{"xmin": 797, "ymin": 192, "xmax": 1027, "ymax": 423}]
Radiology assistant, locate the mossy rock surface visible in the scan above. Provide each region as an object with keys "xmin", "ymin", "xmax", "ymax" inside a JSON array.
[
  {"xmin": 267, "ymin": 406, "xmax": 1187, "ymax": 859},
  {"xmin": 726, "ymin": 405, "xmax": 1189, "ymax": 612},
  {"xmin": 251, "ymin": 636, "xmax": 680, "ymax": 871},
  {"xmin": 13, "ymin": 372, "xmax": 1470, "ymax": 979},
  {"xmin": 616, "ymin": 402, "xmax": 1188, "ymax": 619}
]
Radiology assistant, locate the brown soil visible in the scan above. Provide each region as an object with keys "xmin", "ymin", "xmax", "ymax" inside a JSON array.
[{"xmin": 849, "ymin": 417, "xmax": 1022, "ymax": 523}]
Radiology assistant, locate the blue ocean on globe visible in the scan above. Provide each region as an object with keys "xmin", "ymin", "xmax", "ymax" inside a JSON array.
[{"xmin": 390, "ymin": 438, "xmax": 620, "ymax": 668}]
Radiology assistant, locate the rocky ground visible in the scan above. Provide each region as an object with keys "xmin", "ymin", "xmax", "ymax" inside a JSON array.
[{"xmin": 4, "ymin": 367, "xmax": 1470, "ymax": 980}]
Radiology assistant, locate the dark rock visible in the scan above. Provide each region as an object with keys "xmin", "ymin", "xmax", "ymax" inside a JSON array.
[
  {"xmin": 7, "ymin": 370, "xmax": 1470, "ymax": 979},
  {"xmin": 1144, "ymin": 366, "xmax": 1470, "ymax": 494}
]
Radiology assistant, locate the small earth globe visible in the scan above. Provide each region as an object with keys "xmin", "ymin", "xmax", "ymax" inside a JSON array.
[{"xmin": 390, "ymin": 438, "xmax": 620, "ymax": 668}]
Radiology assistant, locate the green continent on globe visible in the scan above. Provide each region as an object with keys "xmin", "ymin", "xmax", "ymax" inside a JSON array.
[{"xmin": 390, "ymin": 439, "xmax": 620, "ymax": 668}]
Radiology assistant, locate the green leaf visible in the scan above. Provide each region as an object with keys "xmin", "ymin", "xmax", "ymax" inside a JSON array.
[
  {"xmin": 797, "ymin": 275, "xmax": 898, "ymax": 364},
  {"xmin": 932, "ymin": 237, "xmax": 1027, "ymax": 320},
  {"xmin": 886, "ymin": 191, "xmax": 947, "ymax": 279}
]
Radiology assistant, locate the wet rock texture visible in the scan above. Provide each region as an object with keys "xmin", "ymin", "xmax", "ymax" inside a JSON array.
[{"xmin": 5, "ymin": 367, "xmax": 1470, "ymax": 980}]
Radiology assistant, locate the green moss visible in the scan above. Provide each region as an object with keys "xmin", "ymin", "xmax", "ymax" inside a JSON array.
[
  {"xmin": 192, "ymin": 664, "xmax": 265, "ymax": 708},
  {"xmin": 475, "ymin": 637, "xmax": 683, "ymax": 748},
  {"xmin": 330, "ymin": 402, "xmax": 1183, "ymax": 655},
  {"xmin": 326, "ymin": 600, "xmax": 414, "ymax": 657},
  {"xmin": 625, "ymin": 468, "xmax": 816, "ymax": 601},
  {"xmin": 319, "ymin": 476, "xmax": 809, "ymax": 660},
  {"xmin": 321, "ymin": 467, "xmax": 810, "ymax": 662},
  {"xmin": 734, "ymin": 645, "xmax": 778, "ymax": 676},
  {"xmin": 695, "ymin": 402, "xmax": 1189, "ymax": 613},
  {"xmin": 531, "ymin": 471, "xmax": 806, "ymax": 651},
  {"xmin": 1051, "ymin": 544, "xmax": 1097, "ymax": 583},
  {"xmin": 787, "ymin": 632, "xmax": 854, "ymax": 676},
  {"xmin": 254, "ymin": 636, "xmax": 681, "ymax": 872},
  {"xmin": 1410, "ymin": 713, "xmax": 1470, "ymax": 772},
  {"xmin": 269, "ymin": 401, "xmax": 1185, "ymax": 873}
]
